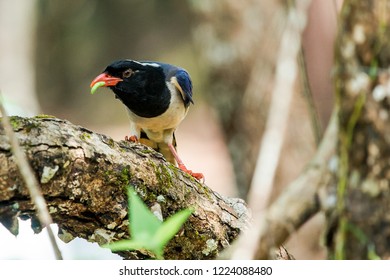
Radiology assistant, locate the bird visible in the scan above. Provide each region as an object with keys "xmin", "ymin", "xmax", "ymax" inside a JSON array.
[{"xmin": 90, "ymin": 59, "xmax": 204, "ymax": 180}]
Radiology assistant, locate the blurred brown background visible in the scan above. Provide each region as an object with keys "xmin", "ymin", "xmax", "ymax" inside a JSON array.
[{"xmin": 0, "ymin": 0, "xmax": 342, "ymax": 259}]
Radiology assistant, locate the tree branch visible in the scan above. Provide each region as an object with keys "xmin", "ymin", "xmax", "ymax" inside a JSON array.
[
  {"xmin": 226, "ymin": 110, "xmax": 337, "ymax": 259},
  {"xmin": 253, "ymin": 110, "xmax": 337, "ymax": 259},
  {"xmin": 231, "ymin": 0, "xmax": 315, "ymax": 260},
  {"xmin": 0, "ymin": 116, "xmax": 249, "ymax": 259},
  {"xmin": 0, "ymin": 97, "xmax": 62, "ymax": 260}
]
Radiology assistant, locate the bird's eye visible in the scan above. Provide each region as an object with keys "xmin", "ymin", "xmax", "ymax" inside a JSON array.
[{"xmin": 122, "ymin": 69, "xmax": 133, "ymax": 78}]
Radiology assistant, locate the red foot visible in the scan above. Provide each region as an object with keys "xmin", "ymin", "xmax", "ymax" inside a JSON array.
[
  {"xmin": 167, "ymin": 143, "xmax": 204, "ymax": 182},
  {"xmin": 125, "ymin": 135, "xmax": 138, "ymax": 142},
  {"xmin": 178, "ymin": 164, "xmax": 205, "ymax": 182}
]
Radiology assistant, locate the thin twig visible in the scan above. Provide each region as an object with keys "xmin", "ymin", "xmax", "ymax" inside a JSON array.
[
  {"xmin": 231, "ymin": 0, "xmax": 313, "ymax": 260},
  {"xmin": 0, "ymin": 93, "xmax": 63, "ymax": 260},
  {"xmin": 289, "ymin": 0, "xmax": 323, "ymax": 146},
  {"xmin": 298, "ymin": 48, "xmax": 323, "ymax": 146}
]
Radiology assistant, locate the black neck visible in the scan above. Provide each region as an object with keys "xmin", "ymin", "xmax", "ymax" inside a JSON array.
[{"xmin": 113, "ymin": 69, "xmax": 171, "ymax": 118}]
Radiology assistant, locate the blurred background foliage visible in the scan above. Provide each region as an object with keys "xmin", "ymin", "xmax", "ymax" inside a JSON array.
[
  {"xmin": 0, "ymin": 0, "xmax": 339, "ymax": 259},
  {"xmin": 36, "ymin": 0, "xmax": 196, "ymax": 124}
]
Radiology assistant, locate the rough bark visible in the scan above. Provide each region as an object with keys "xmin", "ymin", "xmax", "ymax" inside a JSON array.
[
  {"xmin": 0, "ymin": 116, "xmax": 249, "ymax": 260},
  {"xmin": 325, "ymin": 0, "xmax": 390, "ymax": 259}
]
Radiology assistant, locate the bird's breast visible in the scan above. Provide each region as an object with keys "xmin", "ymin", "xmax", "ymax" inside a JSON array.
[{"xmin": 126, "ymin": 82, "xmax": 189, "ymax": 140}]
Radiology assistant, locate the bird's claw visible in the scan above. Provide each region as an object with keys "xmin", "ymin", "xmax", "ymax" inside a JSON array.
[
  {"xmin": 191, "ymin": 172, "xmax": 205, "ymax": 182},
  {"xmin": 178, "ymin": 164, "xmax": 205, "ymax": 182},
  {"xmin": 125, "ymin": 135, "xmax": 138, "ymax": 142}
]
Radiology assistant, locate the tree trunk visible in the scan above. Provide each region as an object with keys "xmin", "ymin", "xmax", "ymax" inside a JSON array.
[
  {"xmin": 326, "ymin": 0, "xmax": 390, "ymax": 259},
  {"xmin": 0, "ymin": 116, "xmax": 249, "ymax": 260}
]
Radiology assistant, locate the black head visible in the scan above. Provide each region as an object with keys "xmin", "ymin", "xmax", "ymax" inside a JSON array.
[{"xmin": 91, "ymin": 60, "xmax": 171, "ymax": 118}]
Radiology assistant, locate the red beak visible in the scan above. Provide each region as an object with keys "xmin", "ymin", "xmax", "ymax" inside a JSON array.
[{"xmin": 90, "ymin": 73, "xmax": 123, "ymax": 88}]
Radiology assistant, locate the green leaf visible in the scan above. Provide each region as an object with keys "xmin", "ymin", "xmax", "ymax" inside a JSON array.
[
  {"xmin": 103, "ymin": 187, "xmax": 192, "ymax": 259},
  {"xmin": 128, "ymin": 188, "xmax": 161, "ymax": 243},
  {"xmin": 152, "ymin": 208, "xmax": 193, "ymax": 248},
  {"xmin": 104, "ymin": 239, "xmax": 143, "ymax": 252}
]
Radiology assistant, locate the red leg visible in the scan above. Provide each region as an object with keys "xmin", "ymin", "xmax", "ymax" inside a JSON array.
[
  {"xmin": 168, "ymin": 143, "xmax": 204, "ymax": 181},
  {"xmin": 125, "ymin": 135, "xmax": 138, "ymax": 142}
]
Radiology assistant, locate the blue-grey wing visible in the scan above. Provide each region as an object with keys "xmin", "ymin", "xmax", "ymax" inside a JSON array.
[{"xmin": 174, "ymin": 69, "xmax": 193, "ymax": 106}]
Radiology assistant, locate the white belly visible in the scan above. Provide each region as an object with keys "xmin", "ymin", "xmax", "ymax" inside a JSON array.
[{"xmin": 126, "ymin": 84, "xmax": 189, "ymax": 143}]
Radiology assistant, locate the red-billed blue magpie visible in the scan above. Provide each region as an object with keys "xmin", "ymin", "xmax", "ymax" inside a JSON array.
[{"xmin": 90, "ymin": 59, "xmax": 203, "ymax": 180}]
